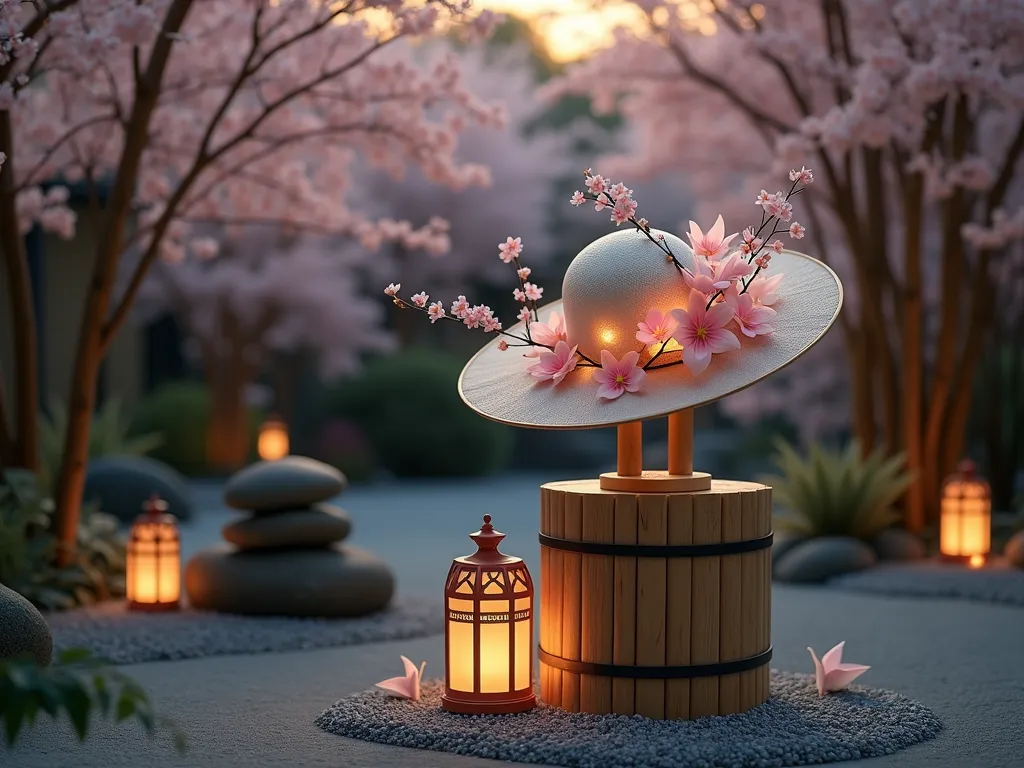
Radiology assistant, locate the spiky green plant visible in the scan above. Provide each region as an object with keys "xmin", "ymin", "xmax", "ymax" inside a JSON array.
[
  {"xmin": 38, "ymin": 398, "xmax": 163, "ymax": 494},
  {"xmin": 761, "ymin": 441, "xmax": 912, "ymax": 541}
]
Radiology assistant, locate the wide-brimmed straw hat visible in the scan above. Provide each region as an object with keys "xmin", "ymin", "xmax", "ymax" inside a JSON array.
[{"xmin": 458, "ymin": 227, "xmax": 842, "ymax": 429}]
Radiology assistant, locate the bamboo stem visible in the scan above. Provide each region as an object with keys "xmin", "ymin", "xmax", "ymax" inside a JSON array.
[
  {"xmin": 617, "ymin": 422, "xmax": 643, "ymax": 477},
  {"xmin": 668, "ymin": 409, "xmax": 694, "ymax": 475}
]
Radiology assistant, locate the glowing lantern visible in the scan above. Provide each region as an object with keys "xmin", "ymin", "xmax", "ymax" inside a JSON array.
[
  {"xmin": 258, "ymin": 415, "xmax": 289, "ymax": 461},
  {"xmin": 940, "ymin": 460, "xmax": 991, "ymax": 564},
  {"xmin": 442, "ymin": 515, "xmax": 536, "ymax": 714},
  {"xmin": 127, "ymin": 494, "xmax": 181, "ymax": 611}
]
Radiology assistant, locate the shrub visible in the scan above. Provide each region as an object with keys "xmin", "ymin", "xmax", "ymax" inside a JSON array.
[
  {"xmin": 129, "ymin": 382, "xmax": 262, "ymax": 476},
  {"xmin": 1, "ymin": 648, "xmax": 185, "ymax": 751},
  {"xmin": 311, "ymin": 419, "xmax": 380, "ymax": 483},
  {"xmin": 0, "ymin": 470, "xmax": 125, "ymax": 612},
  {"xmin": 761, "ymin": 440, "xmax": 912, "ymax": 541},
  {"xmin": 326, "ymin": 350, "xmax": 513, "ymax": 478},
  {"xmin": 38, "ymin": 398, "xmax": 163, "ymax": 495}
]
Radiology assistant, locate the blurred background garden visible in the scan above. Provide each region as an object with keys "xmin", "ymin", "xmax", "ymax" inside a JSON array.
[{"xmin": 1, "ymin": 0, "xmax": 1023, "ymax": 612}]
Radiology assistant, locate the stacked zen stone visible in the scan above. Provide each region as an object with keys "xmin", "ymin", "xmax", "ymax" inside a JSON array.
[{"xmin": 185, "ymin": 457, "xmax": 394, "ymax": 617}]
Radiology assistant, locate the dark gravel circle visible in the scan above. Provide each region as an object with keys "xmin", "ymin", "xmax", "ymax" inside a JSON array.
[
  {"xmin": 48, "ymin": 598, "xmax": 442, "ymax": 664},
  {"xmin": 828, "ymin": 561, "xmax": 1024, "ymax": 607},
  {"xmin": 316, "ymin": 672, "xmax": 941, "ymax": 768}
]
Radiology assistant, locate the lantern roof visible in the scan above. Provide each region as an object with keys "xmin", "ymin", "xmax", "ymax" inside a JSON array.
[
  {"xmin": 944, "ymin": 458, "xmax": 990, "ymax": 490},
  {"xmin": 456, "ymin": 515, "xmax": 523, "ymax": 567}
]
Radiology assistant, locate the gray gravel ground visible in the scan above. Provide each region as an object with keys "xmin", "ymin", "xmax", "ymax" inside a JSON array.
[
  {"xmin": 316, "ymin": 673, "xmax": 941, "ymax": 768},
  {"xmin": 47, "ymin": 598, "xmax": 443, "ymax": 664},
  {"xmin": 829, "ymin": 561, "xmax": 1024, "ymax": 606}
]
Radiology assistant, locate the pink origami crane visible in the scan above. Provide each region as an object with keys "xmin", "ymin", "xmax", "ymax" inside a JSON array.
[
  {"xmin": 375, "ymin": 656, "xmax": 427, "ymax": 702},
  {"xmin": 807, "ymin": 642, "xmax": 870, "ymax": 697}
]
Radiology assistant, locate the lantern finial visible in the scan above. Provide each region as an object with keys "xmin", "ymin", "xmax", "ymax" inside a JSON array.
[
  {"xmin": 469, "ymin": 514, "xmax": 505, "ymax": 552},
  {"xmin": 956, "ymin": 458, "xmax": 975, "ymax": 478},
  {"xmin": 143, "ymin": 493, "xmax": 169, "ymax": 517}
]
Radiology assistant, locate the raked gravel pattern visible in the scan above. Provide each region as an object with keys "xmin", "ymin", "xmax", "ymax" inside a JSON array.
[
  {"xmin": 828, "ymin": 561, "xmax": 1024, "ymax": 607},
  {"xmin": 47, "ymin": 598, "xmax": 443, "ymax": 664},
  {"xmin": 315, "ymin": 673, "xmax": 942, "ymax": 768}
]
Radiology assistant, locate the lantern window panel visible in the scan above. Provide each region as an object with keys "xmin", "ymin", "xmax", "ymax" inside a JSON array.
[
  {"xmin": 482, "ymin": 570, "xmax": 507, "ymax": 595},
  {"xmin": 509, "ymin": 568, "xmax": 530, "ymax": 593},
  {"xmin": 454, "ymin": 570, "xmax": 475, "ymax": 595}
]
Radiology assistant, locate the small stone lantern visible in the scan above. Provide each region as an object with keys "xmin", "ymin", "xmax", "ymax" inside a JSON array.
[
  {"xmin": 940, "ymin": 459, "xmax": 991, "ymax": 567},
  {"xmin": 127, "ymin": 494, "xmax": 181, "ymax": 611}
]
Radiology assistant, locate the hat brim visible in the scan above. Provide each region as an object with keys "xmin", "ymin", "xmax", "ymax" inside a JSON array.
[{"xmin": 458, "ymin": 249, "xmax": 842, "ymax": 430}]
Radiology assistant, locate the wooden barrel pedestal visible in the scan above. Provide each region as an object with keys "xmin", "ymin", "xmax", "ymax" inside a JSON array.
[{"xmin": 538, "ymin": 478, "xmax": 772, "ymax": 719}]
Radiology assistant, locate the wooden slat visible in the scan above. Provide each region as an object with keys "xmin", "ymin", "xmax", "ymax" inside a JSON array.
[
  {"xmin": 718, "ymin": 490, "xmax": 743, "ymax": 715},
  {"xmin": 690, "ymin": 491, "xmax": 721, "ymax": 718},
  {"xmin": 580, "ymin": 493, "xmax": 615, "ymax": 714},
  {"xmin": 665, "ymin": 493, "xmax": 693, "ymax": 719},
  {"xmin": 550, "ymin": 486, "xmax": 565, "ymax": 707},
  {"xmin": 540, "ymin": 486, "xmax": 552, "ymax": 704},
  {"xmin": 634, "ymin": 494, "xmax": 668, "ymax": 719},
  {"xmin": 739, "ymin": 489, "xmax": 759, "ymax": 712},
  {"xmin": 759, "ymin": 487, "xmax": 773, "ymax": 705},
  {"xmin": 561, "ymin": 491, "xmax": 583, "ymax": 712},
  {"xmin": 612, "ymin": 493, "xmax": 638, "ymax": 715}
]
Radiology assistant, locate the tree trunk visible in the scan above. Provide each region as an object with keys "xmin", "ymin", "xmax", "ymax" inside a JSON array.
[
  {"xmin": 50, "ymin": 0, "xmax": 194, "ymax": 565},
  {"xmin": 900, "ymin": 171, "xmax": 926, "ymax": 531},
  {"xmin": 0, "ymin": 112, "xmax": 40, "ymax": 472},
  {"xmin": 847, "ymin": 330, "xmax": 876, "ymax": 451},
  {"xmin": 206, "ymin": 357, "xmax": 251, "ymax": 472}
]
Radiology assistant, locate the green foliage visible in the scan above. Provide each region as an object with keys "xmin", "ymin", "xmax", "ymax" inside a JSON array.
[
  {"xmin": 128, "ymin": 381, "xmax": 262, "ymax": 476},
  {"xmin": 0, "ymin": 471, "xmax": 125, "ymax": 612},
  {"xmin": 1, "ymin": 648, "xmax": 185, "ymax": 752},
  {"xmin": 326, "ymin": 350, "xmax": 513, "ymax": 478},
  {"xmin": 761, "ymin": 441, "xmax": 912, "ymax": 541},
  {"xmin": 38, "ymin": 398, "xmax": 163, "ymax": 494}
]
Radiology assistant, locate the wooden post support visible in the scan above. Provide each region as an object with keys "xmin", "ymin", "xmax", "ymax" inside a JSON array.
[
  {"xmin": 668, "ymin": 409, "xmax": 693, "ymax": 476},
  {"xmin": 617, "ymin": 422, "xmax": 643, "ymax": 477}
]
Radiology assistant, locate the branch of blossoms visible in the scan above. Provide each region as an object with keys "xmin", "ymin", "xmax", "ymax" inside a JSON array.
[{"xmin": 386, "ymin": 166, "xmax": 814, "ymax": 402}]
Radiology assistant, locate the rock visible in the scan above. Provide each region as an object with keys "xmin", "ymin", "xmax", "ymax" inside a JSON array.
[
  {"xmin": 771, "ymin": 530, "xmax": 808, "ymax": 574},
  {"xmin": 83, "ymin": 455, "xmax": 193, "ymax": 523},
  {"xmin": 872, "ymin": 528, "xmax": 926, "ymax": 561},
  {"xmin": 222, "ymin": 504, "xmax": 352, "ymax": 550},
  {"xmin": 224, "ymin": 456, "xmax": 346, "ymax": 512},
  {"xmin": 1004, "ymin": 530, "xmax": 1024, "ymax": 569},
  {"xmin": 184, "ymin": 544, "xmax": 393, "ymax": 617},
  {"xmin": 0, "ymin": 584, "xmax": 53, "ymax": 666},
  {"xmin": 774, "ymin": 537, "xmax": 877, "ymax": 584}
]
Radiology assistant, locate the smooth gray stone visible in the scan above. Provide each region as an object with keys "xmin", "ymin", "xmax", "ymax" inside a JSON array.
[
  {"xmin": 774, "ymin": 536, "xmax": 877, "ymax": 583},
  {"xmin": 224, "ymin": 456, "xmax": 347, "ymax": 512},
  {"xmin": 83, "ymin": 455, "xmax": 193, "ymax": 522},
  {"xmin": 222, "ymin": 504, "xmax": 352, "ymax": 550},
  {"xmin": 0, "ymin": 583, "xmax": 53, "ymax": 666},
  {"xmin": 1004, "ymin": 530, "xmax": 1024, "ymax": 569},
  {"xmin": 771, "ymin": 530, "xmax": 807, "ymax": 573},
  {"xmin": 873, "ymin": 528, "xmax": 927, "ymax": 561},
  {"xmin": 184, "ymin": 544, "xmax": 393, "ymax": 617}
]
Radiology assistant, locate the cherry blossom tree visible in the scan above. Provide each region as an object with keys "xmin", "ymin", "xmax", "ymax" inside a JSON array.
[
  {"xmin": 134, "ymin": 233, "xmax": 393, "ymax": 470},
  {"xmin": 0, "ymin": 0, "xmax": 500, "ymax": 561},
  {"xmin": 547, "ymin": 0, "xmax": 1024, "ymax": 528}
]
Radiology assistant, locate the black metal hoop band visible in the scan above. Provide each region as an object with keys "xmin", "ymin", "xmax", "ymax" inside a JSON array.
[
  {"xmin": 538, "ymin": 646, "xmax": 773, "ymax": 680},
  {"xmin": 538, "ymin": 532, "xmax": 773, "ymax": 558}
]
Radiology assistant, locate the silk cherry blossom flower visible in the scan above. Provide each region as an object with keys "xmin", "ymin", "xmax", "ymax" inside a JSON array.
[
  {"xmin": 747, "ymin": 273, "xmax": 784, "ymax": 306},
  {"xmin": 411, "ymin": 292, "xmax": 428, "ymax": 307},
  {"xmin": 497, "ymin": 340, "xmax": 509, "ymax": 351},
  {"xmin": 524, "ymin": 282, "xmax": 543, "ymax": 301},
  {"xmin": 427, "ymin": 301, "xmax": 446, "ymax": 323},
  {"xmin": 375, "ymin": 656, "xmax": 427, "ymax": 702},
  {"xmin": 513, "ymin": 288, "xmax": 526, "ymax": 302},
  {"xmin": 789, "ymin": 222, "xmax": 806, "ymax": 239},
  {"xmin": 498, "ymin": 236, "xmax": 523, "ymax": 263},
  {"xmin": 525, "ymin": 311, "xmax": 567, "ymax": 357},
  {"xmin": 725, "ymin": 288, "xmax": 776, "ymax": 337},
  {"xmin": 594, "ymin": 349, "xmax": 646, "ymax": 400},
  {"xmin": 451, "ymin": 295, "xmax": 470, "ymax": 317},
  {"xmin": 713, "ymin": 252, "xmax": 754, "ymax": 286},
  {"xmin": 807, "ymin": 642, "xmax": 869, "ymax": 697},
  {"xmin": 683, "ymin": 255, "xmax": 719, "ymax": 294},
  {"xmin": 384, "ymin": 283, "xmax": 401, "ymax": 296},
  {"xmin": 527, "ymin": 340, "xmax": 578, "ymax": 384},
  {"xmin": 636, "ymin": 308, "xmax": 679, "ymax": 345},
  {"xmin": 670, "ymin": 289, "xmax": 740, "ymax": 376},
  {"xmin": 570, "ymin": 190, "xmax": 586, "ymax": 206},
  {"xmin": 789, "ymin": 166, "xmax": 814, "ymax": 185},
  {"xmin": 517, "ymin": 307, "xmax": 532, "ymax": 323},
  {"xmin": 517, "ymin": 267, "xmax": 532, "ymax": 279},
  {"xmin": 687, "ymin": 215, "xmax": 738, "ymax": 259}
]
